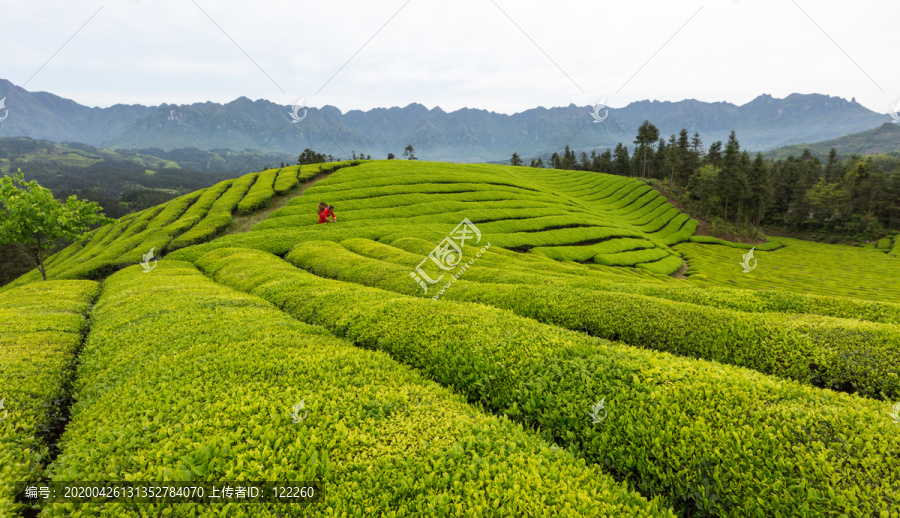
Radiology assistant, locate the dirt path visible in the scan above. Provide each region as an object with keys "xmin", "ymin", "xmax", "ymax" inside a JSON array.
[
  {"xmin": 670, "ymin": 259, "xmax": 689, "ymax": 279},
  {"xmin": 228, "ymin": 172, "xmax": 336, "ymax": 234}
]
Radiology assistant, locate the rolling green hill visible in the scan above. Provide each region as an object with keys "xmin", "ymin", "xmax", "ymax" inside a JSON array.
[
  {"xmin": 764, "ymin": 122, "xmax": 900, "ymax": 160},
  {"xmin": 2, "ymin": 160, "xmax": 899, "ymax": 517}
]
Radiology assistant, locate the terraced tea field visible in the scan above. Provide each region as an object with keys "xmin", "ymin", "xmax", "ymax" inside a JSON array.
[
  {"xmin": 2, "ymin": 160, "xmax": 899, "ymax": 517},
  {"xmin": 676, "ymin": 236, "xmax": 900, "ymax": 303}
]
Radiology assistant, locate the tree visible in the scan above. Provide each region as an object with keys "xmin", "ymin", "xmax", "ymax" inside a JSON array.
[
  {"xmin": 706, "ymin": 141, "xmax": 723, "ymax": 168},
  {"xmin": 510, "ymin": 152, "xmax": 523, "ymax": 166},
  {"xmin": 403, "ymin": 145, "xmax": 417, "ymax": 160},
  {"xmin": 298, "ymin": 148, "xmax": 326, "ymax": 165},
  {"xmin": 689, "ymin": 165, "xmax": 722, "ymax": 219},
  {"xmin": 560, "ymin": 145, "xmax": 577, "ymax": 170},
  {"xmin": 613, "ymin": 143, "xmax": 631, "ymax": 176},
  {"xmin": 593, "ymin": 150, "xmax": 613, "ymax": 174},
  {"xmin": 718, "ymin": 130, "xmax": 748, "ymax": 224},
  {"xmin": 633, "ymin": 121, "xmax": 660, "ymax": 178},
  {"xmin": 824, "ymin": 148, "xmax": 839, "ymax": 183},
  {"xmin": 387, "ymin": 153, "xmax": 395, "ymax": 160},
  {"xmin": 549, "ymin": 152, "xmax": 561, "ymax": 169},
  {"xmin": 0, "ymin": 172, "xmax": 112, "ymax": 281},
  {"xmin": 748, "ymin": 153, "xmax": 773, "ymax": 235},
  {"xmin": 529, "ymin": 157, "xmax": 545, "ymax": 168}
]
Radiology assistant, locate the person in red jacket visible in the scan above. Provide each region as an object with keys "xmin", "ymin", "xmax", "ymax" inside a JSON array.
[{"xmin": 318, "ymin": 204, "xmax": 336, "ymax": 224}]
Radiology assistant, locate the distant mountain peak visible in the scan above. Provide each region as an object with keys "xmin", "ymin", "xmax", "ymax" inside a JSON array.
[{"xmin": 0, "ymin": 79, "xmax": 890, "ymax": 162}]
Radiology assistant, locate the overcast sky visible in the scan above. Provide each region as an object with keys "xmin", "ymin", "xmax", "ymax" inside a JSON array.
[{"xmin": 3, "ymin": 0, "xmax": 898, "ymax": 115}]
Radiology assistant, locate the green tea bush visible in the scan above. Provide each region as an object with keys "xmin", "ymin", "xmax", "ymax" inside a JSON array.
[
  {"xmin": 272, "ymin": 166, "xmax": 299, "ymax": 195},
  {"xmin": 42, "ymin": 262, "xmax": 670, "ymax": 518},
  {"xmin": 287, "ymin": 239, "xmax": 900, "ymax": 399},
  {"xmin": 0, "ymin": 280, "xmax": 99, "ymax": 516},
  {"xmin": 144, "ymin": 190, "xmax": 205, "ymax": 231},
  {"xmin": 168, "ymin": 173, "xmax": 258, "ymax": 250},
  {"xmin": 196, "ymin": 248, "xmax": 900, "ymax": 517},
  {"xmin": 237, "ymin": 168, "xmax": 279, "ymax": 215},
  {"xmin": 676, "ymin": 238, "xmax": 900, "ymax": 303},
  {"xmin": 687, "ymin": 235, "xmax": 784, "ymax": 250}
]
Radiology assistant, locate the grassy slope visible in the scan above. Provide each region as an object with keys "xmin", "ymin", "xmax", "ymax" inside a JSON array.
[
  {"xmin": 256, "ymin": 161, "xmax": 697, "ymax": 275},
  {"xmin": 0, "ymin": 162, "xmax": 362, "ymax": 291},
  {"xmin": 0, "ymin": 281, "xmax": 99, "ymax": 517},
  {"xmin": 676, "ymin": 237, "xmax": 900, "ymax": 303},
  {"xmin": 5, "ymin": 160, "xmax": 900, "ymax": 516}
]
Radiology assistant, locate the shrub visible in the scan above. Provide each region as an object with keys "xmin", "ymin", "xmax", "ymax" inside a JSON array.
[
  {"xmin": 286, "ymin": 239, "xmax": 900, "ymax": 399},
  {"xmin": 41, "ymin": 262, "xmax": 671, "ymax": 517},
  {"xmin": 236, "ymin": 169, "xmax": 279, "ymax": 215},
  {"xmin": 0, "ymin": 280, "xmax": 99, "ymax": 516},
  {"xmin": 196, "ymin": 247, "xmax": 900, "ymax": 517}
]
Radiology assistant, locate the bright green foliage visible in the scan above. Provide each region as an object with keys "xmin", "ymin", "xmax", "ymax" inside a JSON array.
[
  {"xmin": 687, "ymin": 235, "xmax": 783, "ymax": 250},
  {"xmin": 677, "ymin": 237, "xmax": 900, "ymax": 303},
  {"xmin": 162, "ymin": 179, "xmax": 233, "ymax": 233},
  {"xmin": 286, "ymin": 238, "xmax": 900, "ymax": 399},
  {"xmin": 196, "ymin": 248, "xmax": 900, "ymax": 518},
  {"xmin": 255, "ymin": 161, "xmax": 699, "ymax": 274},
  {"xmin": 237, "ymin": 168, "xmax": 279, "ymax": 215},
  {"xmin": 0, "ymin": 280, "xmax": 99, "ymax": 516},
  {"xmin": 1, "ymin": 163, "xmax": 364, "ymax": 289},
  {"xmin": 0, "ymin": 173, "xmax": 113, "ymax": 280},
  {"xmin": 168, "ymin": 172, "xmax": 258, "ymax": 249},
  {"xmin": 272, "ymin": 166, "xmax": 300, "ymax": 195},
  {"xmin": 42, "ymin": 262, "xmax": 671, "ymax": 518}
]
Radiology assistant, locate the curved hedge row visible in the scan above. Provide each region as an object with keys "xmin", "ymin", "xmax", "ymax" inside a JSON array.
[
  {"xmin": 168, "ymin": 173, "xmax": 258, "ymax": 250},
  {"xmin": 272, "ymin": 166, "xmax": 300, "ymax": 195},
  {"xmin": 688, "ymin": 235, "xmax": 784, "ymax": 250},
  {"xmin": 384, "ymin": 237, "xmax": 900, "ymax": 324},
  {"xmin": 163, "ymin": 179, "xmax": 234, "ymax": 233},
  {"xmin": 42, "ymin": 262, "xmax": 670, "ymax": 517},
  {"xmin": 287, "ymin": 239, "xmax": 900, "ymax": 400},
  {"xmin": 0, "ymin": 280, "xmax": 99, "ymax": 516},
  {"xmin": 196, "ymin": 247, "xmax": 900, "ymax": 517},
  {"xmin": 237, "ymin": 168, "xmax": 279, "ymax": 215},
  {"xmin": 676, "ymin": 238, "xmax": 900, "ymax": 303}
]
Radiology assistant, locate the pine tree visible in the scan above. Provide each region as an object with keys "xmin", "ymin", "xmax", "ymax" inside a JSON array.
[
  {"xmin": 749, "ymin": 153, "xmax": 772, "ymax": 235},
  {"xmin": 613, "ymin": 143, "xmax": 631, "ymax": 176},
  {"xmin": 633, "ymin": 121, "xmax": 660, "ymax": 178},
  {"xmin": 718, "ymin": 131, "xmax": 747, "ymax": 224}
]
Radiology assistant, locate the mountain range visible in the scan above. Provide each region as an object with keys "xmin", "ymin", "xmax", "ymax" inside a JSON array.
[{"xmin": 0, "ymin": 78, "xmax": 893, "ymax": 163}]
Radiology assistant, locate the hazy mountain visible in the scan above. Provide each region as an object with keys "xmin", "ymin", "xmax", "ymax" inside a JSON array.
[
  {"xmin": 0, "ymin": 78, "xmax": 892, "ymax": 162},
  {"xmin": 764, "ymin": 122, "xmax": 900, "ymax": 160}
]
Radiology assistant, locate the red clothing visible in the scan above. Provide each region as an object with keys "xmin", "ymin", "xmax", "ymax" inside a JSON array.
[{"xmin": 318, "ymin": 208, "xmax": 335, "ymax": 224}]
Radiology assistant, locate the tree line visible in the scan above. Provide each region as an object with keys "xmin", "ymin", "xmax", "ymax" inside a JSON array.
[{"xmin": 512, "ymin": 122, "xmax": 900, "ymax": 240}]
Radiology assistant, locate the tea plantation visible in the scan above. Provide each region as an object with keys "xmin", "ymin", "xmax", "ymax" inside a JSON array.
[{"xmin": 2, "ymin": 160, "xmax": 899, "ymax": 517}]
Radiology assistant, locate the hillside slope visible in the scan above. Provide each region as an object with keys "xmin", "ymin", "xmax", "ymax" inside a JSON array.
[{"xmin": 3, "ymin": 160, "xmax": 900, "ymax": 517}]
